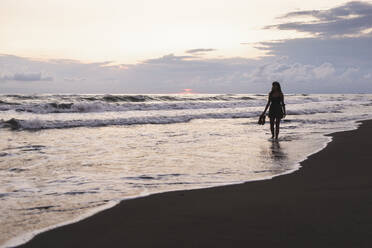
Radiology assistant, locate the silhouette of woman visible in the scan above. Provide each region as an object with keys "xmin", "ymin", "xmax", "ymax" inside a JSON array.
[{"xmin": 261, "ymin": 81, "xmax": 286, "ymax": 139}]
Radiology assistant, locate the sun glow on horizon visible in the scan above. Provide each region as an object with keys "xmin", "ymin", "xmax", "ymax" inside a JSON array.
[{"xmin": 179, "ymin": 89, "xmax": 195, "ymax": 94}]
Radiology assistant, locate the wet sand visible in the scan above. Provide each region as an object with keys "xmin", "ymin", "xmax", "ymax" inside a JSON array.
[{"xmin": 19, "ymin": 120, "xmax": 372, "ymax": 248}]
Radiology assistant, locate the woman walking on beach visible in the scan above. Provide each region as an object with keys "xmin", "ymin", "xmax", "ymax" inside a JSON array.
[{"xmin": 261, "ymin": 81, "xmax": 286, "ymax": 139}]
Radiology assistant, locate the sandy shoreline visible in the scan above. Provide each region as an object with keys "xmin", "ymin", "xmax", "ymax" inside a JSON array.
[{"xmin": 17, "ymin": 120, "xmax": 372, "ymax": 248}]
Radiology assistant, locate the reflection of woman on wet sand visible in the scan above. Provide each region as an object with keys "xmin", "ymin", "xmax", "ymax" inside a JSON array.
[{"xmin": 261, "ymin": 81, "xmax": 286, "ymax": 140}]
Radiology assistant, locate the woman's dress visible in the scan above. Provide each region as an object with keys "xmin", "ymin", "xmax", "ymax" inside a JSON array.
[{"xmin": 269, "ymin": 94, "xmax": 284, "ymax": 119}]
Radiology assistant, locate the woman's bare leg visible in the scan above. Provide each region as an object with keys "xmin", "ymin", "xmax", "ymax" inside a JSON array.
[
  {"xmin": 275, "ymin": 118, "xmax": 280, "ymax": 139},
  {"xmin": 270, "ymin": 117, "xmax": 275, "ymax": 138}
]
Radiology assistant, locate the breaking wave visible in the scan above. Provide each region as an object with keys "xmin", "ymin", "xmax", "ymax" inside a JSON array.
[
  {"xmin": 1, "ymin": 112, "xmax": 259, "ymax": 130},
  {"xmin": 0, "ymin": 101, "xmax": 264, "ymax": 114},
  {"xmin": 3, "ymin": 94, "xmax": 256, "ymax": 102}
]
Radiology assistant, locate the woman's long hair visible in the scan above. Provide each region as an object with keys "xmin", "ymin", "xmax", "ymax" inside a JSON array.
[{"xmin": 270, "ymin": 81, "xmax": 283, "ymax": 96}]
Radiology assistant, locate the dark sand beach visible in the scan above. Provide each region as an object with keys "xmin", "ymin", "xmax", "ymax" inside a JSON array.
[{"xmin": 19, "ymin": 120, "xmax": 372, "ymax": 248}]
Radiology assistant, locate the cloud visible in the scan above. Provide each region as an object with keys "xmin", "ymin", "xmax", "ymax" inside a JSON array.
[
  {"xmin": 364, "ymin": 73, "xmax": 372, "ymax": 79},
  {"xmin": 258, "ymin": 36, "xmax": 372, "ymax": 67},
  {"xmin": 266, "ymin": 1, "xmax": 372, "ymax": 37},
  {"xmin": 1, "ymin": 72, "xmax": 53, "ymax": 81},
  {"xmin": 0, "ymin": 54, "xmax": 122, "ymax": 93},
  {"xmin": 1, "ymin": 23, "xmax": 372, "ymax": 96},
  {"xmin": 142, "ymin": 54, "xmax": 195, "ymax": 64},
  {"xmin": 185, "ymin": 48, "xmax": 216, "ymax": 54},
  {"xmin": 1, "ymin": 2, "xmax": 372, "ymax": 94},
  {"xmin": 340, "ymin": 66, "xmax": 360, "ymax": 79},
  {"xmin": 313, "ymin": 62, "xmax": 335, "ymax": 79},
  {"xmin": 245, "ymin": 61, "xmax": 337, "ymax": 84},
  {"xmin": 255, "ymin": 1, "xmax": 372, "ymax": 92},
  {"xmin": 63, "ymin": 77, "xmax": 86, "ymax": 82}
]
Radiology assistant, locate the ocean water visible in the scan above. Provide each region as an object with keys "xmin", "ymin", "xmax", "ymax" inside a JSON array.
[{"xmin": 1, "ymin": 94, "xmax": 372, "ymax": 247}]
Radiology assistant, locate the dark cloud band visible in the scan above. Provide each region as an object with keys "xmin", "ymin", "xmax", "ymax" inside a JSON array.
[
  {"xmin": 266, "ymin": 1, "xmax": 372, "ymax": 37},
  {"xmin": 185, "ymin": 48, "xmax": 216, "ymax": 54},
  {"xmin": 1, "ymin": 72, "xmax": 53, "ymax": 82}
]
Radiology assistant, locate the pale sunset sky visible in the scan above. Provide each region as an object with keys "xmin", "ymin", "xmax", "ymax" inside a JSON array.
[{"xmin": 1, "ymin": 0, "xmax": 371, "ymax": 93}]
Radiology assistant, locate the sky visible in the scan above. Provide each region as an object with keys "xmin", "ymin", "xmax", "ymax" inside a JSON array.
[{"xmin": 1, "ymin": 0, "xmax": 372, "ymax": 93}]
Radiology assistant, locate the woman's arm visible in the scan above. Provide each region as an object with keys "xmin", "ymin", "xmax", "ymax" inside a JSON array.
[
  {"xmin": 281, "ymin": 94, "xmax": 286, "ymax": 118},
  {"xmin": 262, "ymin": 94, "xmax": 271, "ymax": 115}
]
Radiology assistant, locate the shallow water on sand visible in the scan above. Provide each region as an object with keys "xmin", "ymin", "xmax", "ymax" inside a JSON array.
[{"xmin": 1, "ymin": 94, "xmax": 372, "ymax": 247}]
